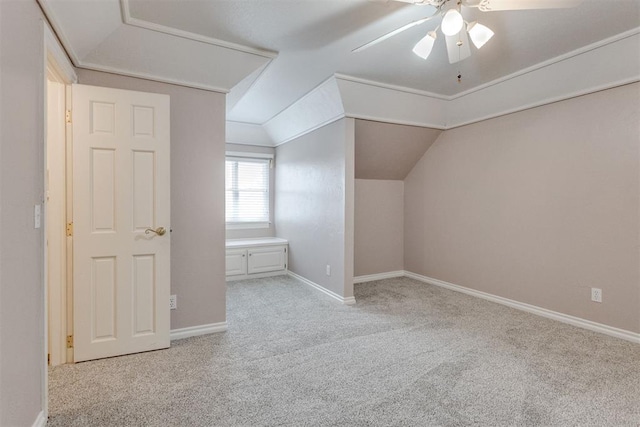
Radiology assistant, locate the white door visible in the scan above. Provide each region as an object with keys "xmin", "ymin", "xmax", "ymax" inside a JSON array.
[{"xmin": 72, "ymin": 84, "xmax": 170, "ymax": 362}]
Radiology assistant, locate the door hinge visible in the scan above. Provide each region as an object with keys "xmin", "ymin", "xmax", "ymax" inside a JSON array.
[
  {"xmin": 66, "ymin": 335, "xmax": 73, "ymax": 348},
  {"xmin": 65, "ymin": 110, "xmax": 72, "ymax": 124},
  {"xmin": 47, "ymin": 353, "xmax": 50, "ymax": 365},
  {"xmin": 66, "ymin": 222, "xmax": 73, "ymax": 237}
]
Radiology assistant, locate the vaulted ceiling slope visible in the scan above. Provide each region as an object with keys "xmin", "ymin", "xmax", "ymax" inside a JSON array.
[
  {"xmin": 41, "ymin": 0, "xmax": 640, "ymax": 128},
  {"xmin": 39, "ymin": 0, "xmax": 275, "ymax": 94},
  {"xmin": 355, "ymin": 120, "xmax": 441, "ymax": 180}
]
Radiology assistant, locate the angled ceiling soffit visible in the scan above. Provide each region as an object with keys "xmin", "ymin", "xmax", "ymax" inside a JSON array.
[
  {"xmin": 263, "ymin": 77, "xmax": 346, "ymax": 146},
  {"xmin": 38, "ymin": 0, "xmax": 277, "ymax": 93},
  {"xmin": 226, "ymin": 121, "xmax": 274, "ymax": 147},
  {"xmin": 259, "ymin": 27, "xmax": 640, "ymax": 146}
]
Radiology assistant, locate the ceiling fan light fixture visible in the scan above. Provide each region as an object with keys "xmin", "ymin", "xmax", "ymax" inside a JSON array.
[
  {"xmin": 467, "ymin": 21, "xmax": 494, "ymax": 49},
  {"xmin": 441, "ymin": 8, "xmax": 464, "ymax": 36},
  {"xmin": 412, "ymin": 31, "xmax": 437, "ymax": 59}
]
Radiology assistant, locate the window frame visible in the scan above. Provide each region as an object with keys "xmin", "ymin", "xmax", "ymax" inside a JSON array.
[{"xmin": 225, "ymin": 152, "xmax": 273, "ymax": 230}]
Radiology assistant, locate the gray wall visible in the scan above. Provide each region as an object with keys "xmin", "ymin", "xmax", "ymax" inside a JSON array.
[
  {"xmin": 225, "ymin": 143, "xmax": 276, "ymax": 240},
  {"xmin": 355, "ymin": 120, "xmax": 441, "ymax": 180},
  {"xmin": 78, "ymin": 70, "xmax": 227, "ymax": 329},
  {"xmin": 0, "ymin": 1, "xmax": 46, "ymax": 425},
  {"xmin": 275, "ymin": 118, "xmax": 355, "ymax": 298},
  {"xmin": 404, "ymin": 83, "xmax": 640, "ymax": 333},
  {"xmin": 354, "ymin": 179, "xmax": 404, "ymax": 277}
]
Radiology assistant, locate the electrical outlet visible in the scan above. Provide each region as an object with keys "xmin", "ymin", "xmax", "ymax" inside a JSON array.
[
  {"xmin": 591, "ymin": 288, "xmax": 602, "ymax": 303},
  {"xmin": 34, "ymin": 204, "xmax": 41, "ymax": 229},
  {"xmin": 326, "ymin": 265, "xmax": 331, "ymax": 276},
  {"xmin": 169, "ymin": 295, "xmax": 177, "ymax": 310}
]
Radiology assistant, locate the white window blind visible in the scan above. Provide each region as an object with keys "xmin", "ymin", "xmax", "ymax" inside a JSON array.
[{"xmin": 225, "ymin": 156, "xmax": 270, "ymax": 224}]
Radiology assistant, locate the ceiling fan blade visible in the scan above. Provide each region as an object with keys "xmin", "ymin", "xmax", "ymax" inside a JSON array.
[
  {"xmin": 371, "ymin": 0, "xmax": 441, "ymax": 4},
  {"xmin": 466, "ymin": 0, "xmax": 583, "ymax": 12},
  {"xmin": 445, "ymin": 31, "xmax": 471, "ymax": 64},
  {"xmin": 352, "ymin": 11, "xmax": 439, "ymax": 53}
]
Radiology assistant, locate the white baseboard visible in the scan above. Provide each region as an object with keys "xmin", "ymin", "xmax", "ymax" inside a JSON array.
[
  {"xmin": 170, "ymin": 322, "xmax": 228, "ymax": 340},
  {"xmin": 226, "ymin": 271, "xmax": 288, "ymax": 282},
  {"xmin": 404, "ymin": 271, "xmax": 640, "ymax": 344},
  {"xmin": 288, "ymin": 271, "xmax": 356, "ymax": 305},
  {"xmin": 342, "ymin": 296, "xmax": 356, "ymax": 304},
  {"xmin": 353, "ymin": 270, "xmax": 405, "ymax": 283},
  {"xmin": 32, "ymin": 411, "xmax": 46, "ymax": 427}
]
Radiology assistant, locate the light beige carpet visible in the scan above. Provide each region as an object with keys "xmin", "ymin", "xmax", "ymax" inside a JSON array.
[{"xmin": 48, "ymin": 276, "xmax": 640, "ymax": 426}]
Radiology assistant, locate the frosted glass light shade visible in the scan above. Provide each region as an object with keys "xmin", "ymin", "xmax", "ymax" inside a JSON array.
[
  {"xmin": 441, "ymin": 9, "xmax": 464, "ymax": 36},
  {"xmin": 467, "ymin": 21, "xmax": 494, "ymax": 49},
  {"xmin": 412, "ymin": 31, "xmax": 437, "ymax": 59}
]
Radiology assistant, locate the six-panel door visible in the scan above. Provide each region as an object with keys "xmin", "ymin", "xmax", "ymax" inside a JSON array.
[{"xmin": 72, "ymin": 84, "xmax": 170, "ymax": 362}]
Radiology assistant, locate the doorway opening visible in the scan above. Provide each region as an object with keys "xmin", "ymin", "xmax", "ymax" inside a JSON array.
[
  {"xmin": 45, "ymin": 62, "xmax": 73, "ymax": 368},
  {"xmin": 43, "ymin": 23, "xmax": 77, "ymax": 420}
]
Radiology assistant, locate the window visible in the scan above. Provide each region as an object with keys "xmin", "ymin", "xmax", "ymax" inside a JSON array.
[{"xmin": 225, "ymin": 156, "xmax": 270, "ymax": 228}]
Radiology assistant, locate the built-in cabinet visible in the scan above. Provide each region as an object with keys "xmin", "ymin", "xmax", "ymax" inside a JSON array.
[{"xmin": 225, "ymin": 238, "xmax": 288, "ymax": 280}]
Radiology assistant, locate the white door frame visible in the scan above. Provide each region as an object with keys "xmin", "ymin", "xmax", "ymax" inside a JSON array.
[
  {"xmin": 46, "ymin": 67, "xmax": 68, "ymax": 367},
  {"xmin": 43, "ymin": 22, "xmax": 77, "ymax": 421}
]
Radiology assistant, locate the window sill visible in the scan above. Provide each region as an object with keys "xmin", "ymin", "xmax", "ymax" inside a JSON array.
[{"xmin": 226, "ymin": 222, "xmax": 271, "ymax": 230}]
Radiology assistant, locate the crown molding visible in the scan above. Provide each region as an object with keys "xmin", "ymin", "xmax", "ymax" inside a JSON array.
[
  {"xmin": 334, "ymin": 73, "xmax": 451, "ymax": 101},
  {"xmin": 450, "ymin": 26, "xmax": 640, "ymax": 101},
  {"xmin": 240, "ymin": 29, "xmax": 640, "ymax": 145},
  {"xmin": 345, "ymin": 114, "xmax": 445, "ymax": 130},
  {"xmin": 37, "ymin": 0, "xmax": 81, "ymax": 66},
  {"xmin": 44, "ymin": 22, "xmax": 77, "ymax": 83},
  {"xmin": 120, "ymin": 0, "xmax": 277, "ymax": 60},
  {"xmin": 39, "ymin": 0, "xmax": 640, "ymax": 145},
  {"xmin": 272, "ymin": 114, "xmax": 347, "ymax": 147},
  {"xmin": 38, "ymin": 0, "xmax": 274, "ymax": 94},
  {"xmin": 226, "ymin": 121, "xmax": 274, "ymax": 146},
  {"xmin": 445, "ymin": 32, "xmax": 640, "ymax": 128},
  {"xmin": 447, "ymin": 78, "xmax": 640, "ymax": 130},
  {"xmin": 336, "ymin": 76, "xmax": 448, "ymax": 129},
  {"xmin": 337, "ymin": 27, "xmax": 640, "ymax": 103},
  {"xmin": 77, "ymin": 62, "xmax": 231, "ymax": 94}
]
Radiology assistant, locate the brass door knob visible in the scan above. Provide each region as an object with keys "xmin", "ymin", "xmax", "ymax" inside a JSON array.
[{"xmin": 145, "ymin": 227, "xmax": 166, "ymax": 236}]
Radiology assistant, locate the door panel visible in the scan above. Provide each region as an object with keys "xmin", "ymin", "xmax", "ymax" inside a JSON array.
[
  {"xmin": 91, "ymin": 256, "xmax": 116, "ymax": 342},
  {"xmin": 90, "ymin": 148, "xmax": 116, "ymax": 232},
  {"xmin": 132, "ymin": 254, "xmax": 156, "ymax": 336},
  {"xmin": 73, "ymin": 84, "xmax": 170, "ymax": 362},
  {"xmin": 132, "ymin": 151, "xmax": 156, "ymax": 231}
]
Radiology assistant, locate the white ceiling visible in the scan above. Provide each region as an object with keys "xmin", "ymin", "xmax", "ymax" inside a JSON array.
[{"xmin": 42, "ymin": 0, "xmax": 640, "ymax": 126}]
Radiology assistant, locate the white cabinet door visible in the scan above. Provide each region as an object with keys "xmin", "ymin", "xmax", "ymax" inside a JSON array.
[
  {"xmin": 248, "ymin": 246, "xmax": 287, "ymax": 274},
  {"xmin": 73, "ymin": 84, "xmax": 170, "ymax": 362},
  {"xmin": 226, "ymin": 249, "xmax": 247, "ymax": 276}
]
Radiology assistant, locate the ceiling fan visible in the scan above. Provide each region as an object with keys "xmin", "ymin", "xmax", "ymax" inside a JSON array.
[{"xmin": 354, "ymin": 0, "xmax": 583, "ymax": 64}]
